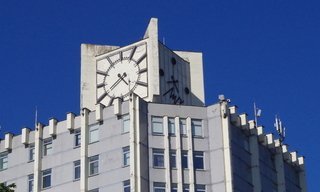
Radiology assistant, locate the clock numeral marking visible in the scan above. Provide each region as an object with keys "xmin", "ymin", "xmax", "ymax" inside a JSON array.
[
  {"xmin": 97, "ymin": 82, "xmax": 106, "ymax": 88},
  {"xmin": 119, "ymin": 51, "xmax": 123, "ymax": 61},
  {"xmin": 129, "ymin": 46, "xmax": 137, "ymax": 61},
  {"xmin": 136, "ymin": 81, "xmax": 148, "ymax": 87},
  {"xmin": 97, "ymin": 91, "xmax": 108, "ymax": 103},
  {"xmin": 97, "ymin": 70, "xmax": 108, "ymax": 76},
  {"xmin": 135, "ymin": 53, "xmax": 147, "ymax": 66},
  {"xmin": 137, "ymin": 68, "xmax": 147, "ymax": 74},
  {"xmin": 163, "ymin": 87, "xmax": 184, "ymax": 104},
  {"xmin": 106, "ymin": 57, "xmax": 115, "ymax": 67},
  {"xmin": 108, "ymin": 97, "xmax": 114, "ymax": 106}
]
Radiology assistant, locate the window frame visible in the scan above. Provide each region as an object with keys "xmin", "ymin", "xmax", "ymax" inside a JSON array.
[
  {"xmin": 180, "ymin": 118, "xmax": 187, "ymax": 136},
  {"xmin": 151, "ymin": 116, "xmax": 163, "ymax": 135},
  {"xmin": 170, "ymin": 150, "xmax": 176, "ymax": 168},
  {"xmin": 152, "ymin": 149, "xmax": 165, "ymax": 168},
  {"xmin": 182, "ymin": 151, "xmax": 188, "ymax": 169},
  {"xmin": 153, "ymin": 182, "xmax": 166, "ymax": 192},
  {"xmin": 123, "ymin": 146, "xmax": 130, "ymax": 167},
  {"xmin": 74, "ymin": 129, "xmax": 81, "ymax": 147},
  {"xmin": 89, "ymin": 124, "xmax": 99, "ymax": 144},
  {"xmin": 74, "ymin": 160, "xmax": 81, "ymax": 180},
  {"xmin": 28, "ymin": 174, "xmax": 34, "ymax": 192},
  {"xmin": 29, "ymin": 144, "xmax": 35, "ymax": 162},
  {"xmin": 168, "ymin": 117, "xmax": 175, "ymax": 135},
  {"xmin": 123, "ymin": 180, "xmax": 130, "ymax": 192},
  {"xmin": 194, "ymin": 151, "xmax": 204, "ymax": 170},
  {"xmin": 43, "ymin": 138, "xmax": 53, "ymax": 156},
  {"xmin": 42, "ymin": 168, "xmax": 52, "ymax": 189},
  {"xmin": 195, "ymin": 184, "xmax": 206, "ymax": 192},
  {"xmin": 89, "ymin": 155, "xmax": 99, "ymax": 176},
  {"xmin": 122, "ymin": 114, "xmax": 130, "ymax": 133},
  {"xmin": 191, "ymin": 119, "xmax": 203, "ymax": 137},
  {"xmin": 0, "ymin": 153, "xmax": 8, "ymax": 171}
]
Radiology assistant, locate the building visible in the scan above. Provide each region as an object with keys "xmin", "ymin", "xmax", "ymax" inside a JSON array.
[{"xmin": 0, "ymin": 18, "xmax": 307, "ymax": 192}]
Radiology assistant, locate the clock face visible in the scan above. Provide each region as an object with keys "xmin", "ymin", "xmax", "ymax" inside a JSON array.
[{"xmin": 96, "ymin": 43, "xmax": 148, "ymax": 106}]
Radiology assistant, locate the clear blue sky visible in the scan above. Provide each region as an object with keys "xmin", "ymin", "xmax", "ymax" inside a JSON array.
[{"xmin": 0, "ymin": 1, "xmax": 319, "ymax": 191}]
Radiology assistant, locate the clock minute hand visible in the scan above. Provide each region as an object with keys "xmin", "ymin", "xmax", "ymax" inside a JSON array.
[{"xmin": 109, "ymin": 74, "xmax": 123, "ymax": 90}]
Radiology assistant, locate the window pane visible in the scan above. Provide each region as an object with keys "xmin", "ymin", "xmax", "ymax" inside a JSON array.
[
  {"xmin": 0, "ymin": 153, "xmax": 8, "ymax": 170},
  {"xmin": 182, "ymin": 151, "xmax": 188, "ymax": 169},
  {"xmin": 122, "ymin": 114, "xmax": 130, "ymax": 133},
  {"xmin": 123, "ymin": 146, "xmax": 130, "ymax": 166},
  {"xmin": 28, "ymin": 174, "xmax": 34, "ymax": 192},
  {"xmin": 43, "ymin": 138, "xmax": 53, "ymax": 156},
  {"xmin": 183, "ymin": 184, "xmax": 189, "ymax": 192},
  {"xmin": 89, "ymin": 124, "xmax": 99, "ymax": 143},
  {"xmin": 154, "ymin": 182, "xmax": 166, "ymax": 192},
  {"xmin": 123, "ymin": 180, "xmax": 130, "ymax": 192},
  {"xmin": 89, "ymin": 155, "xmax": 99, "ymax": 175},
  {"xmin": 29, "ymin": 144, "xmax": 35, "ymax": 161},
  {"xmin": 74, "ymin": 160, "xmax": 80, "ymax": 180},
  {"xmin": 152, "ymin": 117, "xmax": 163, "ymax": 134},
  {"xmin": 192, "ymin": 119, "xmax": 202, "ymax": 137},
  {"xmin": 170, "ymin": 151, "xmax": 176, "ymax": 168},
  {"xmin": 168, "ymin": 117, "xmax": 175, "ymax": 135},
  {"xmin": 196, "ymin": 184, "xmax": 206, "ymax": 192},
  {"xmin": 42, "ymin": 169, "xmax": 51, "ymax": 189},
  {"xmin": 74, "ymin": 130, "xmax": 81, "ymax": 147},
  {"xmin": 180, "ymin": 119, "xmax": 187, "ymax": 135},
  {"xmin": 194, "ymin": 152, "xmax": 204, "ymax": 170},
  {"xmin": 153, "ymin": 149, "xmax": 164, "ymax": 168},
  {"xmin": 171, "ymin": 183, "xmax": 178, "ymax": 192}
]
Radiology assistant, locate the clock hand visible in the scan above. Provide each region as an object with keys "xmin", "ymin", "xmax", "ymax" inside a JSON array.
[
  {"xmin": 118, "ymin": 72, "xmax": 129, "ymax": 85},
  {"xmin": 109, "ymin": 74, "xmax": 123, "ymax": 90}
]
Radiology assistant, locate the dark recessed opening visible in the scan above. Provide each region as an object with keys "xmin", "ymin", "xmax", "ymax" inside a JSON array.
[
  {"xmin": 159, "ymin": 69, "xmax": 164, "ymax": 76},
  {"xmin": 185, "ymin": 87, "xmax": 190, "ymax": 94},
  {"xmin": 171, "ymin": 57, "xmax": 176, "ymax": 65}
]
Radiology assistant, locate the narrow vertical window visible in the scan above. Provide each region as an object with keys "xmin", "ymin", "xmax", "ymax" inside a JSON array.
[
  {"xmin": 153, "ymin": 149, "xmax": 165, "ymax": 168},
  {"xmin": 168, "ymin": 117, "xmax": 175, "ymax": 135},
  {"xmin": 74, "ymin": 160, "xmax": 81, "ymax": 180},
  {"xmin": 123, "ymin": 180, "xmax": 130, "ymax": 192},
  {"xmin": 123, "ymin": 146, "xmax": 130, "ymax": 166},
  {"xmin": 196, "ymin": 184, "xmax": 206, "ymax": 192},
  {"xmin": 89, "ymin": 155, "xmax": 99, "ymax": 176},
  {"xmin": 74, "ymin": 129, "xmax": 81, "ymax": 147},
  {"xmin": 152, "ymin": 116, "xmax": 163, "ymax": 134},
  {"xmin": 194, "ymin": 151, "xmax": 204, "ymax": 170},
  {"xmin": 29, "ymin": 144, "xmax": 35, "ymax": 161},
  {"xmin": 180, "ymin": 118, "xmax": 187, "ymax": 135},
  {"xmin": 182, "ymin": 151, "xmax": 188, "ymax": 169},
  {"xmin": 183, "ymin": 184, "xmax": 190, "ymax": 192},
  {"xmin": 28, "ymin": 174, "xmax": 34, "ymax": 192},
  {"xmin": 170, "ymin": 150, "xmax": 176, "ymax": 168},
  {"xmin": 42, "ymin": 169, "xmax": 51, "ymax": 189},
  {"xmin": 191, "ymin": 119, "xmax": 202, "ymax": 137},
  {"xmin": 0, "ymin": 153, "xmax": 8, "ymax": 171},
  {"xmin": 153, "ymin": 182, "xmax": 166, "ymax": 192},
  {"xmin": 171, "ymin": 183, "xmax": 178, "ymax": 192},
  {"xmin": 122, "ymin": 114, "xmax": 130, "ymax": 133},
  {"xmin": 43, "ymin": 138, "xmax": 53, "ymax": 156},
  {"xmin": 89, "ymin": 124, "xmax": 99, "ymax": 143}
]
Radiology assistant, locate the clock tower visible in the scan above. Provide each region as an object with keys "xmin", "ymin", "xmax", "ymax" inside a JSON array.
[{"xmin": 80, "ymin": 18, "xmax": 205, "ymax": 111}]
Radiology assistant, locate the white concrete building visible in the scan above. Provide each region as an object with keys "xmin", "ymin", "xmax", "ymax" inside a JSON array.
[{"xmin": 0, "ymin": 18, "xmax": 306, "ymax": 192}]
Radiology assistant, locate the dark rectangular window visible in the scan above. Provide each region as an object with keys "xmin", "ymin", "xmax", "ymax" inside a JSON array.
[
  {"xmin": 153, "ymin": 149, "xmax": 164, "ymax": 168},
  {"xmin": 74, "ymin": 129, "xmax": 81, "ymax": 147},
  {"xmin": 123, "ymin": 180, "xmax": 130, "ymax": 192},
  {"xmin": 182, "ymin": 151, "xmax": 188, "ymax": 169},
  {"xmin": 74, "ymin": 160, "xmax": 80, "ymax": 180},
  {"xmin": 194, "ymin": 151, "xmax": 204, "ymax": 170},
  {"xmin": 89, "ymin": 155, "xmax": 99, "ymax": 176},
  {"xmin": 42, "ymin": 169, "xmax": 51, "ymax": 189}
]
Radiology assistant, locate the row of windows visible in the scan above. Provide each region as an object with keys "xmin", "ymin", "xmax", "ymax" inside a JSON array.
[
  {"xmin": 153, "ymin": 182, "xmax": 206, "ymax": 192},
  {"xmin": 153, "ymin": 149, "xmax": 204, "ymax": 170},
  {"xmin": 151, "ymin": 117, "xmax": 203, "ymax": 137}
]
